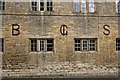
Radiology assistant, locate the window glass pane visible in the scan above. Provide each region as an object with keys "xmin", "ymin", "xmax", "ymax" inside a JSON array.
[
  {"xmin": 31, "ymin": 39, "xmax": 37, "ymax": 51},
  {"xmin": 32, "ymin": 7, "xmax": 37, "ymax": 11},
  {"xmin": 2, "ymin": 39, "xmax": 3, "ymax": 52},
  {"xmin": 75, "ymin": 39, "xmax": 81, "ymax": 51},
  {"xmin": 47, "ymin": 39, "xmax": 53, "ymax": 43},
  {"xmin": 116, "ymin": 0, "xmax": 120, "ymax": 13},
  {"xmin": 32, "ymin": 2, "xmax": 37, "ymax": 6},
  {"xmin": 31, "ymin": 1, "xmax": 37, "ymax": 11},
  {"xmin": 89, "ymin": 0, "xmax": 94, "ymax": 12},
  {"xmin": 0, "ymin": 38, "xmax": 3, "ymax": 52},
  {"xmin": 47, "ymin": 0, "xmax": 53, "ymax": 11},
  {"xmin": 40, "ymin": 40, "xmax": 45, "ymax": 51},
  {"xmin": 89, "ymin": 39, "xmax": 96, "ymax": 51},
  {"xmin": 0, "ymin": 1, "xmax": 5, "ymax": 10},
  {"xmin": 40, "ymin": 0, "xmax": 44, "ymax": 11},
  {"xmin": 2, "ymin": 2, "xmax": 5, "ymax": 10},
  {"xmin": 0, "ymin": 1, "xmax": 1, "ymax": 10},
  {"xmin": 47, "ymin": 39, "xmax": 53, "ymax": 51},
  {"xmin": 49, "ymin": 7, "xmax": 53, "ymax": 11},
  {"xmin": 82, "ymin": 0, "xmax": 87, "ymax": 13},
  {"xmin": 116, "ymin": 39, "xmax": 120, "ymax": 51},
  {"xmin": 73, "ymin": 0, "xmax": 80, "ymax": 12},
  {"xmin": 82, "ymin": 39, "xmax": 88, "ymax": 50}
]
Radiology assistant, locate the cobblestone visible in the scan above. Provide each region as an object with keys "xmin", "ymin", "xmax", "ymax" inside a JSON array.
[{"xmin": 2, "ymin": 61, "xmax": 119, "ymax": 78}]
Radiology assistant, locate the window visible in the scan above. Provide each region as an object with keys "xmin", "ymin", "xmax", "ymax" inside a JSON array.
[
  {"xmin": 47, "ymin": 0, "xmax": 53, "ymax": 11},
  {"xmin": 40, "ymin": 0, "xmax": 44, "ymax": 11},
  {"xmin": 116, "ymin": 0, "xmax": 120, "ymax": 13},
  {"xmin": 30, "ymin": 39, "xmax": 54, "ymax": 52},
  {"xmin": 89, "ymin": 0, "xmax": 94, "ymax": 12},
  {"xmin": 31, "ymin": 0, "xmax": 37, "ymax": 11},
  {"xmin": 81, "ymin": 0, "xmax": 87, "ymax": 13},
  {"xmin": 116, "ymin": 38, "xmax": 120, "ymax": 51},
  {"xmin": 73, "ymin": 0, "xmax": 80, "ymax": 12},
  {"xmin": 73, "ymin": 0, "xmax": 95, "ymax": 13},
  {"xmin": 82, "ymin": 39, "xmax": 88, "ymax": 51},
  {"xmin": 0, "ymin": 0, "xmax": 5, "ymax": 10},
  {"xmin": 47, "ymin": 39, "xmax": 53, "ymax": 51},
  {"xmin": 39, "ymin": 39, "xmax": 53, "ymax": 51},
  {"xmin": 40, "ymin": 40, "xmax": 45, "ymax": 51},
  {"xmin": 75, "ymin": 39, "xmax": 81, "ymax": 51},
  {"xmin": 31, "ymin": 0, "xmax": 52, "ymax": 12},
  {"xmin": 0, "ymin": 38, "xmax": 4, "ymax": 52},
  {"xmin": 75, "ymin": 38, "xmax": 97, "ymax": 51},
  {"xmin": 89, "ymin": 39, "xmax": 96, "ymax": 51},
  {"xmin": 30, "ymin": 39, "xmax": 37, "ymax": 51}
]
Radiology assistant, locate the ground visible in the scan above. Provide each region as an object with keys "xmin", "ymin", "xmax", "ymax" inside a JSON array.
[{"xmin": 2, "ymin": 61, "xmax": 119, "ymax": 78}]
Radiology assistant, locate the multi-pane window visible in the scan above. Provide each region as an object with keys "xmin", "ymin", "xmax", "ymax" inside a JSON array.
[
  {"xmin": 116, "ymin": 38, "xmax": 120, "ymax": 51},
  {"xmin": 0, "ymin": 38, "xmax": 4, "ymax": 52},
  {"xmin": 31, "ymin": 39, "xmax": 37, "ymax": 51},
  {"xmin": 81, "ymin": 0, "xmax": 87, "ymax": 13},
  {"xmin": 89, "ymin": 0, "xmax": 94, "ymax": 12},
  {"xmin": 75, "ymin": 38, "xmax": 97, "ymax": 51},
  {"xmin": 47, "ymin": 39, "xmax": 53, "ymax": 51},
  {"xmin": 73, "ymin": 0, "xmax": 80, "ymax": 12},
  {"xmin": 75, "ymin": 39, "xmax": 81, "ymax": 51},
  {"xmin": 31, "ymin": 0, "xmax": 37, "ymax": 11},
  {"xmin": 0, "ymin": 0, "xmax": 5, "ymax": 10},
  {"xmin": 73, "ymin": 0, "xmax": 95, "ymax": 13},
  {"xmin": 31, "ymin": 0, "xmax": 52, "ymax": 12},
  {"xmin": 40, "ymin": 0, "xmax": 44, "ymax": 11},
  {"xmin": 47, "ymin": 0, "xmax": 53, "ymax": 11},
  {"xmin": 30, "ymin": 39, "xmax": 54, "ymax": 52},
  {"xmin": 40, "ymin": 40, "xmax": 45, "ymax": 51},
  {"xmin": 82, "ymin": 39, "xmax": 88, "ymax": 51},
  {"xmin": 89, "ymin": 39, "xmax": 96, "ymax": 51},
  {"xmin": 39, "ymin": 39, "xmax": 53, "ymax": 51}
]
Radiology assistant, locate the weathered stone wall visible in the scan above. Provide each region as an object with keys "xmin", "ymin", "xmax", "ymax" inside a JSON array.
[{"xmin": 1, "ymin": 2, "xmax": 119, "ymax": 77}]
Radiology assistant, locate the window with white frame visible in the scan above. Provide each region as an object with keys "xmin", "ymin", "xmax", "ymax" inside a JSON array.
[
  {"xmin": 40, "ymin": 40, "xmax": 45, "ymax": 51},
  {"xmin": 31, "ymin": 0, "xmax": 37, "ymax": 11},
  {"xmin": 30, "ymin": 39, "xmax": 54, "ymax": 52},
  {"xmin": 116, "ymin": 0, "xmax": 120, "ymax": 13},
  {"xmin": 89, "ymin": 0, "xmax": 94, "ymax": 12},
  {"xmin": 82, "ymin": 39, "xmax": 88, "ymax": 51},
  {"xmin": 89, "ymin": 39, "xmax": 96, "ymax": 51},
  {"xmin": 31, "ymin": 0, "xmax": 53, "ymax": 12},
  {"xmin": 47, "ymin": 0, "xmax": 53, "ymax": 11},
  {"xmin": 73, "ymin": 0, "xmax": 95, "ymax": 13},
  {"xmin": 116, "ymin": 38, "xmax": 120, "ymax": 51},
  {"xmin": 40, "ymin": 0, "xmax": 44, "ymax": 11},
  {"xmin": 81, "ymin": 0, "xmax": 87, "ymax": 13},
  {"xmin": 75, "ymin": 38, "xmax": 97, "ymax": 51},
  {"xmin": 0, "ymin": 0, "xmax": 5, "ymax": 10},
  {"xmin": 73, "ymin": 0, "xmax": 80, "ymax": 12},
  {"xmin": 0, "ymin": 38, "xmax": 4, "ymax": 52}
]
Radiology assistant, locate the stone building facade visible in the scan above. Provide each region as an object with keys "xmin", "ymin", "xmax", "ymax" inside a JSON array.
[{"xmin": 0, "ymin": 0, "xmax": 120, "ymax": 78}]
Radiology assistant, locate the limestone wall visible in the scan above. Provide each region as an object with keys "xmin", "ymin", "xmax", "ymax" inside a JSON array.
[{"xmin": 1, "ymin": 2, "xmax": 119, "ymax": 77}]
